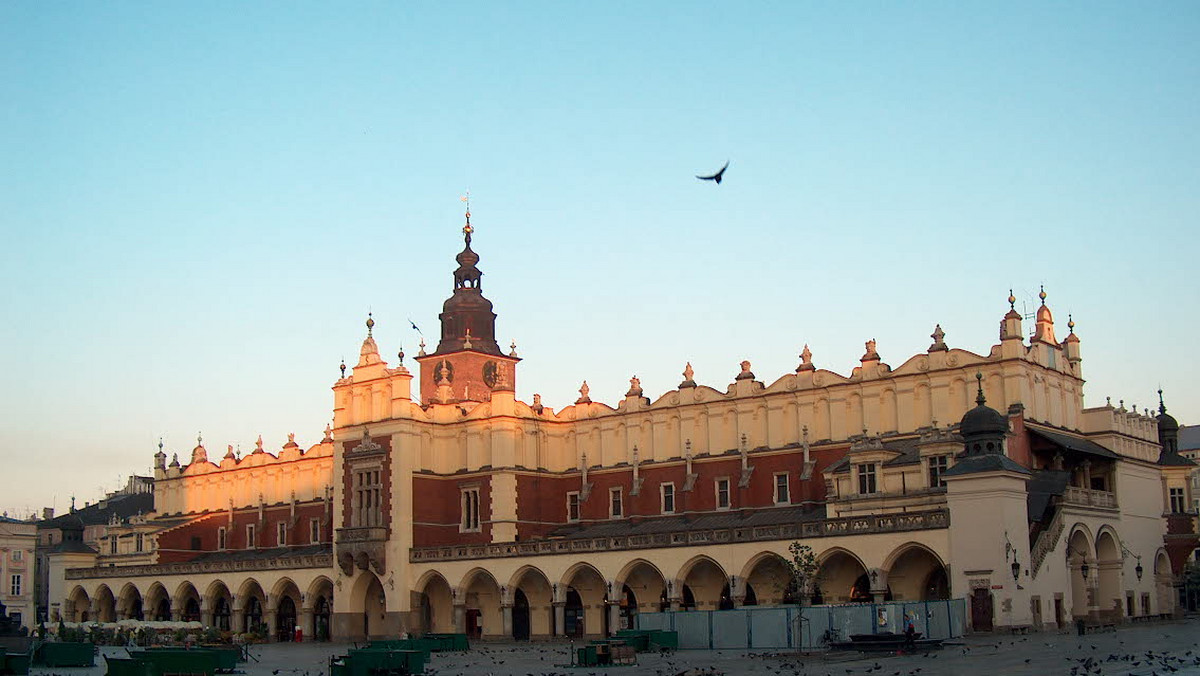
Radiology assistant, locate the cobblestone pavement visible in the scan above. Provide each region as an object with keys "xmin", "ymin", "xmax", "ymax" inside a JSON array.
[{"xmin": 35, "ymin": 619, "xmax": 1200, "ymax": 676}]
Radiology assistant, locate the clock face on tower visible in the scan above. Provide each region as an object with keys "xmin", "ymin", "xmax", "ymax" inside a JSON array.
[{"xmin": 482, "ymin": 360, "xmax": 498, "ymax": 388}]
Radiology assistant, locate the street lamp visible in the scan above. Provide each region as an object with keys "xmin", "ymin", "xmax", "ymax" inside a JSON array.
[
  {"xmin": 1080, "ymin": 562, "xmax": 1090, "ymax": 579},
  {"xmin": 1011, "ymin": 559, "xmax": 1021, "ymax": 581},
  {"xmin": 1135, "ymin": 561, "xmax": 1144, "ymax": 582}
]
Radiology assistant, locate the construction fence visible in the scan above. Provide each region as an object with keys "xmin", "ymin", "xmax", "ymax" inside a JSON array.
[{"xmin": 635, "ymin": 598, "xmax": 966, "ymax": 650}]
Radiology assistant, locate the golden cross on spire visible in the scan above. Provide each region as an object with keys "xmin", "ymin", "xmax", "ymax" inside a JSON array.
[{"xmin": 460, "ymin": 191, "xmax": 473, "ymax": 235}]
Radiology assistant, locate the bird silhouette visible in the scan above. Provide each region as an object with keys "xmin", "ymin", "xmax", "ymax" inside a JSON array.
[{"xmin": 696, "ymin": 161, "xmax": 729, "ymax": 184}]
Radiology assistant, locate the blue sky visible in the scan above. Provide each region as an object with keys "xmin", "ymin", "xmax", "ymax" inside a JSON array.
[{"xmin": 2, "ymin": 3, "xmax": 1197, "ymax": 514}]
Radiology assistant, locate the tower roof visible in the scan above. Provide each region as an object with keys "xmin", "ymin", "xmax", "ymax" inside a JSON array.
[
  {"xmin": 960, "ymin": 373, "xmax": 1007, "ymax": 439},
  {"xmin": 433, "ymin": 206, "xmax": 502, "ymax": 356}
]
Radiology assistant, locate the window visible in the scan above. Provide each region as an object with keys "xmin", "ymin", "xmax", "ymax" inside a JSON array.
[
  {"xmin": 10, "ymin": 575, "xmax": 20, "ymax": 596},
  {"xmin": 460, "ymin": 487, "xmax": 481, "ymax": 532},
  {"xmin": 774, "ymin": 473, "xmax": 790, "ymax": 505},
  {"xmin": 246, "ymin": 524, "xmax": 256, "ymax": 549},
  {"xmin": 857, "ymin": 463, "xmax": 878, "ymax": 495},
  {"xmin": 1169, "ymin": 487, "xmax": 1187, "ymax": 513},
  {"xmin": 661, "ymin": 483, "xmax": 676, "ymax": 514},
  {"xmin": 310, "ymin": 519, "xmax": 321, "ymax": 543},
  {"xmin": 609, "ymin": 487, "xmax": 623, "ymax": 518},
  {"xmin": 11, "ymin": 550, "xmax": 20, "ymax": 562},
  {"xmin": 567, "ymin": 492, "xmax": 581, "ymax": 522},
  {"xmin": 715, "ymin": 478, "xmax": 731, "ymax": 510},
  {"xmin": 277, "ymin": 522, "xmax": 287, "ymax": 546},
  {"xmin": 136, "ymin": 533, "xmax": 144, "ymax": 552},
  {"xmin": 190, "ymin": 536, "xmax": 202, "ymax": 551},
  {"xmin": 110, "ymin": 537, "xmax": 118, "ymax": 555},
  {"xmin": 354, "ymin": 467, "xmax": 383, "ymax": 527},
  {"xmin": 217, "ymin": 527, "xmax": 227, "ymax": 550},
  {"xmin": 928, "ymin": 455, "xmax": 949, "ymax": 488}
]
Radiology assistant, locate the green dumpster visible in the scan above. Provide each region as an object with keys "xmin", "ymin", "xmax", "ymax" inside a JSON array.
[
  {"xmin": 104, "ymin": 656, "xmax": 157, "ymax": 676},
  {"xmin": 648, "ymin": 630, "xmax": 678, "ymax": 650},
  {"xmin": 2, "ymin": 651, "xmax": 32, "ymax": 676},
  {"xmin": 128, "ymin": 649, "xmax": 219, "ymax": 676},
  {"xmin": 346, "ymin": 648, "xmax": 425, "ymax": 676},
  {"xmin": 614, "ymin": 630, "xmax": 652, "ymax": 651},
  {"xmin": 38, "ymin": 641, "xmax": 95, "ymax": 667}
]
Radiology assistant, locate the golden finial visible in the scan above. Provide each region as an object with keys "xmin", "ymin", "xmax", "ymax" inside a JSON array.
[
  {"xmin": 1039, "ymin": 285, "xmax": 1047, "ymax": 305},
  {"xmin": 1008, "ymin": 289, "xmax": 1016, "ymax": 310},
  {"xmin": 366, "ymin": 311, "xmax": 375, "ymax": 336},
  {"xmin": 1067, "ymin": 314, "xmax": 1075, "ymax": 333}
]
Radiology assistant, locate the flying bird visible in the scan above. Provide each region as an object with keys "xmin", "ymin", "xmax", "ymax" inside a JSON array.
[
  {"xmin": 408, "ymin": 318, "xmax": 423, "ymax": 335},
  {"xmin": 696, "ymin": 160, "xmax": 729, "ymax": 184}
]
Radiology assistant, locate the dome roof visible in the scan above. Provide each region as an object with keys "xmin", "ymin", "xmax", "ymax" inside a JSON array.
[
  {"xmin": 961, "ymin": 401, "xmax": 1008, "ymax": 437},
  {"xmin": 960, "ymin": 374, "xmax": 1007, "ymax": 438},
  {"xmin": 1158, "ymin": 410, "xmax": 1179, "ymax": 432}
]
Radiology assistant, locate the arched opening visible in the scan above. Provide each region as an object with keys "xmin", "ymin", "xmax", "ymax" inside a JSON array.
[
  {"xmin": 272, "ymin": 579, "xmax": 302, "ymax": 642},
  {"xmin": 306, "ymin": 577, "xmax": 334, "ymax": 642},
  {"xmin": 176, "ymin": 583, "xmax": 201, "ymax": 623},
  {"xmin": 885, "ymin": 545, "xmax": 949, "ymax": 601},
  {"xmin": 239, "ymin": 579, "xmax": 267, "ymax": 635},
  {"xmin": 214, "ymin": 596, "xmax": 232, "ymax": 632},
  {"xmin": 183, "ymin": 597, "xmax": 201, "ymax": 623},
  {"xmin": 1154, "ymin": 550, "xmax": 1173, "ymax": 615},
  {"xmin": 1095, "ymin": 531, "xmax": 1122, "ymax": 621},
  {"xmin": 617, "ymin": 560, "xmax": 667, "ymax": 618},
  {"xmin": 509, "ymin": 567, "xmax": 552, "ymax": 639},
  {"xmin": 564, "ymin": 589, "xmax": 584, "ymax": 637},
  {"xmin": 619, "ymin": 585, "xmax": 638, "ymax": 630},
  {"xmin": 816, "ymin": 550, "xmax": 871, "ymax": 604},
  {"xmin": 681, "ymin": 585, "xmax": 696, "ymax": 610},
  {"xmin": 359, "ymin": 574, "xmax": 386, "ymax": 640},
  {"xmin": 513, "ymin": 589, "xmax": 530, "ymax": 641},
  {"xmin": 742, "ymin": 553, "xmax": 794, "ymax": 606},
  {"xmin": 144, "ymin": 584, "xmax": 170, "ymax": 622},
  {"xmin": 66, "ymin": 587, "xmax": 90, "ymax": 623},
  {"xmin": 718, "ymin": 583, "xmax": 735, "ymax": 610},
  {"xmin": 461, "ymin": 569, "xmax": 501, "ymax": 639},
  {"xmin": 561, "ymin": 564, "xmax": 606, "ymax": 638},
  {"xmin": 276, "ymin": 596, "xmax": 297, "ymax": 642},
  {"xmin": 1067, "ymin": 528, "xmax": 1094, "ymax": 618},
  {"xmin": 118, "ymin": 584, "xmax": 143, "ymax": 621},
  {"xmin": 852, "ymin": 574, "xmax": 886, "ymax": 602},
  {"xmin": 93, "ymin": 586, "xmax": 117, "ymax": 623},
  {"xmin": 678, "ymin": 557, "xmax": 728, "ymax": 611},
  {"xmin": 205, "ymin": 581, "xmax": 232, "ymax": 632},
  {"xmin": 416, "ymin": 573, "xmax": 453, "ymax": 635},
  {"xmin": 743, "ymin": 584, "xmax": 759, "ymax": 606}
]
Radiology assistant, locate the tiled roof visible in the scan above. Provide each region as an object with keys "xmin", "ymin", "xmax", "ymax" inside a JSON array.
[
  {"xmin": 1178, "ymin": 425, "xmax": 1200, "ymax": 452},
  {"xmin": 1028, "ymin": 426, "xmax": 1119, "ymax": 460},
  {"xmin": 41, "ymin": 492, "xmax": 154, "ymax": 528}
]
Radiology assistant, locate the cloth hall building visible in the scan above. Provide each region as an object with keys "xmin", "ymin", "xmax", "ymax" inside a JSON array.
[{"xmin": 48, "ymin": 212, "xmax": 1198, "ymax": 641}]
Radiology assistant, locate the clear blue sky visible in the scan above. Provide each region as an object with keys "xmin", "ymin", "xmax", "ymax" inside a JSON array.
[{"xmin": 2, "ymin": 3, "xmax": 1197, "ymax": 515}]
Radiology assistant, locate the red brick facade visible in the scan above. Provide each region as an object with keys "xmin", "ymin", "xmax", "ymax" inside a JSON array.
[{"xmin": 154, "ymin": 501, "xmax": 330, "ymax": 563}]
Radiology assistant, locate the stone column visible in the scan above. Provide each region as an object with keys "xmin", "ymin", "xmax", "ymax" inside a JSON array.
[
  {"xmin": 607, "ymin": 600, "xmax": 620, "ymax": 636},
  {"xmin": 453, "ymin": 603, "xmax": 466, "ymax": 634},
  {"xmin": 552, "ymin": 601, "xmax": 565, "ymax": 637},
  {"xmin": 730, "ymin": 576, "xmax": 744, "ymax": 608},
  {"xmin": 502, "ymin": 604, "xmax": 513, "ymax": 638},
  {"xmin": 1081, "ymin": 460, "xmax": 1092, "ymax": 489},
  {"xmin": 300, "ymin": 607, "xmax": 315, "ymax": 642},
  {"xmin": 231, "ymin": 605, "xmax": 245, "ymax": 633},
  {"xmin": 265, "ymin": 609, "xmax": 278, "ymax": 642},
  {"xmin": 171, "ymin": 600, "xmax": 183, "ymax": 622}
]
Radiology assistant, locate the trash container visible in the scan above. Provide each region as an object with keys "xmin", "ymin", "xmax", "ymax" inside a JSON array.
[{"xmin": 1075, "ymin": 618, "xmax": 1085, "ymax": 636}]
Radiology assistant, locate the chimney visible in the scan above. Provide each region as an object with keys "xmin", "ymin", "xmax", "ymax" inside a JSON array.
[{"xmin": 42, "ymin": 507, "xmax": 54, "ymax": 520}]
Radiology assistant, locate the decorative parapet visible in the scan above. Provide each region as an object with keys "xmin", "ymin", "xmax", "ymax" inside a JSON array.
[
  {"xmin": 66, "ymin": 551, "xmax": 332, "ymax": 580},
  {"xmin": 335, "ymin": 526, "xmax": 388, "ymax": 543},
  {"xmin": 410, "ymin": 509, "xmax": 949, "ymax": 563},
  {"xmin": 1061, "ymin": 487, "xmax": 1118, "ymax": 510}
]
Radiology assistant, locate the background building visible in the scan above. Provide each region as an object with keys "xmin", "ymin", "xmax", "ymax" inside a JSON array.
[{"xmin": 0, "ymin": 515, "xmax": 37, "ymax": 631}]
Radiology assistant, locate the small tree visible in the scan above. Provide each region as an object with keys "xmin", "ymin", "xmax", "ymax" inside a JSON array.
[{"xmin": 783, "ymin": 542, "xmax": 820, "ymax": 605}]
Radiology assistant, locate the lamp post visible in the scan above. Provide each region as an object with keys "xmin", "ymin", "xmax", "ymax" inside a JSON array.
[
  {"xmin": 1011, "ymin": 560, "xmax": 1021, "ymax": 581},
  {"xmin": 1080, "ymin": 562, "xmax": 1090, "ymax": 580},
  {"xmin": 1135, "ymin": 561, "xmax": 1144, "ymax": 582}
]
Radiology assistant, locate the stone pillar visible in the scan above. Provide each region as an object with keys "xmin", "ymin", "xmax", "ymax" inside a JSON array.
[
  {"xmin": 502, "ymin": 604, "xmax": 513, "ymax": 638},
  {"xmin": 453, "ymin": 603, "xmax": 466, "ymax": 634},
  {"xmin": 607, "ymin": 600, "xmax": 620, "ymax": 636},
  {"xmin": 553, "ymin": 602, "xmax": 565, "ymax": 637},
  {"xmin": 231, "ymin": 606, "xmax": 245, "ymax": 633},
  {"xmin": 171, "ymin": 601, "xmax": 183, "ymax": 622},
  {"xmin": 730, "ymin": 576, "xmax": 744, "ymax": 608},
  {"xmin": 201, "ymin": 609, "xmax": 214, "ymax": 627},
  {"xmin": 1081, "ymin": 460, "xmax": 1092, "ymax": 489},
  {"xmin": 265, "ymin": 609, "xmax": 278, "ymax": 642},
  {"xmin": 300, "ymin": 607, "xmax": 315, "ymax": 642}
]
